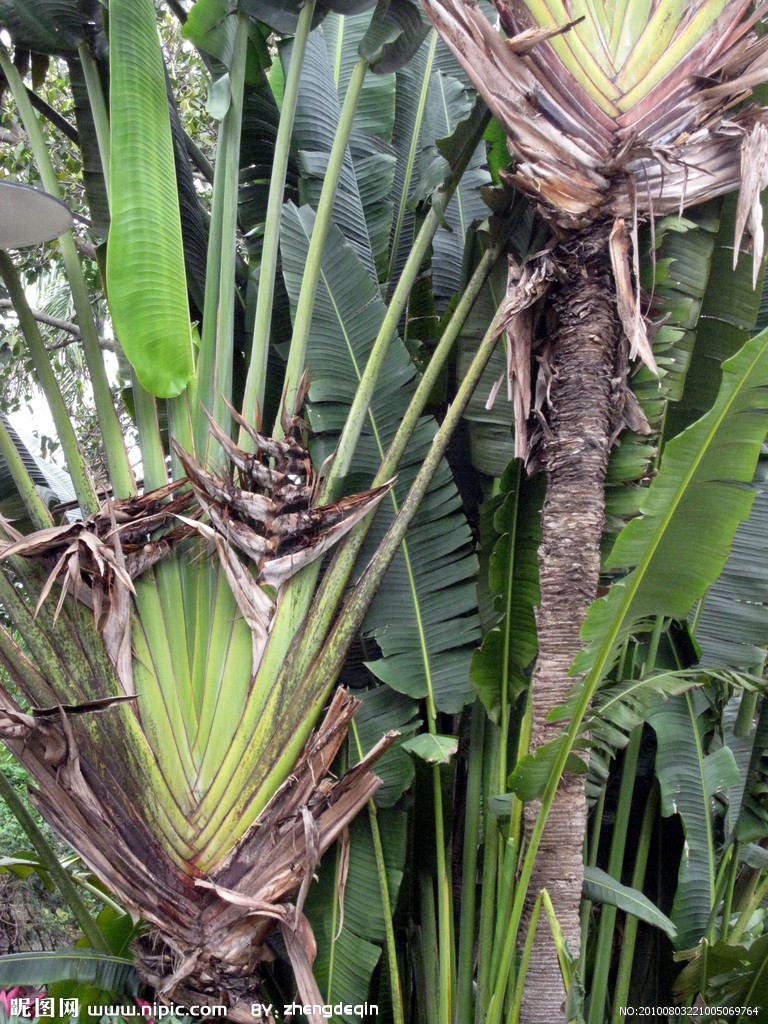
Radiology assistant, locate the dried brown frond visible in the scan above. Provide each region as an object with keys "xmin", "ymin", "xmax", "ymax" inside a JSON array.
[
  {"xmin": 3, "ymin": 674, "xmax": 396, "ymax": 1018},
  {"xmin": 173, "ymin": 414, "xmax": 391, "ymax": 588},
  {"xmin": 0, "ymin": 482, "xmax": 197, "ymax": 627}
]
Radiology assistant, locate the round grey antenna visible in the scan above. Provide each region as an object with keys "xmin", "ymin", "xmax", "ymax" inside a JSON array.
[{"xmin": 0, "ymin": 180, "xmax": 73, "ymax": 248}]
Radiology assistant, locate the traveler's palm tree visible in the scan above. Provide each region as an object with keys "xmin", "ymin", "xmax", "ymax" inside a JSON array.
[
  {"xmin": 0, "ymin": 0, "xmax": 492, "ymax": 1016},
  {"xmin": 419, "ymin": 0, "xmax": 768, "ymax": 1019}
]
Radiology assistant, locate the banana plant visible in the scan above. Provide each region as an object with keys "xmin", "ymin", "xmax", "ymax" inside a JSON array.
[{"xmin": 0, "ymin": 0, "xmax": 507, "ymax": 1015}]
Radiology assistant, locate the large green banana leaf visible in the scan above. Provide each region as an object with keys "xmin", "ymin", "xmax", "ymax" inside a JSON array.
[
  {"xmin": 106, "ymin": 0, "xmax": 194, "ymax": 397},
  {"xmin": 417, "ymin": 70, "xmax": 489, "ymax": 312},
  {"xmin": 386, "ymin": 3, "xmax": 493, "ymax": 292},
  {"xmin": 281, "ymin": 203, "xmax": 479, "ymax": 711},
  {"xmin": 695, "ymin": 472, "xmax": 768, "ymax": 672},
  {"xmin": 573, "ymin": 324, "xmax": 768, "ymax": 691},
  {"xmin": 0, "ymin": 414, "xmax": 68, "ymax": 524},
  {"xmin": 603, "ymin": 198, "xmax": 744, "ymax": 537},
  {"xmin": 664, "ymin": 192, "xmax": 768, "ymax": 440},
  {"xmin": 353, "ymin": 683, "xmax": 421, "ymax": 805},
  {"xmin": 0, "ymin": 0, "xmax": 89, "ymax": 54},
  {"xmin": 286, "ymin": 27, "xmax": 382, "ymax": 279},
  {"xmin": 649, "ymin": 692, "xmax": 740, "ymax": 949},
  {"xmin": 322, "ymin": 9, "xmax": 400, "ymax": 280},
  {"xmin": 0, "ymin": 950, "xmax": 143, "ymax": 994}
]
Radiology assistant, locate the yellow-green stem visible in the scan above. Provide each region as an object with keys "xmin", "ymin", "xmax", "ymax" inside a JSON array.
[
  {"xmin": 611, "ymin": 785, "xmax": 659, "ymax": 1023},
  {"xmin": 0, "ymin": 415, "xmax": 52, "ymax": 530},
  {"xmin": 279, "ymin": 56, "xmax": 369, "ymax": 431},
  {"xmin": 77, "ymin": 43, "xmax": 111, "ymax": 201},
  {"xmin": 193, "ymin": 14, "xmax": 249, "ymax": 456},
  {"xmin": 456, "ymin": 702, "xmax": 485, "ymax": 1024},
  {"xmin": 241, "ymin": 0, "xmax": 317, "ymax": 434}
]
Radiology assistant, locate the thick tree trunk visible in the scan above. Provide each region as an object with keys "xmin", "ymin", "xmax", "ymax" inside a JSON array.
[{"xmin": 521, "ymin": 244, "xmax": 623, "ymax": 1024}]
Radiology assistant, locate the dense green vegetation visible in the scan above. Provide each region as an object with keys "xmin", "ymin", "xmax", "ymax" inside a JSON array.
[{"xmin": 0, "ymin": 2, "xmax": 767, "ymax": 1022}]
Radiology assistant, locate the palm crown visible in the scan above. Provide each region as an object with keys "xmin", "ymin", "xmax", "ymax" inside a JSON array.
[
  {"xmin": 422, "ymin": 1, "xmax": 768, "ymax": 234},
  {"xmin": 420, "ymin": 0, "xmax": 768, "ymax": 445}
]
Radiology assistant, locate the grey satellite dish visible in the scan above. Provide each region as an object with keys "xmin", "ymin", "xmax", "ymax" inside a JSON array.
[{"xmin": 0, "ymin": 180, "xmax": 73, "ymax": 248}]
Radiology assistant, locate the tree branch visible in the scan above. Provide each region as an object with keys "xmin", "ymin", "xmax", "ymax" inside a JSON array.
[
  {"xmin": 0, "ymin": 299, "xmax": 114, "ymax": 352},
  {"xmin": 0, "ymin": 298, "xmax": 80, "ymax": 335},
  {"xmin": 25, "ymin": 86, "xmax": 79, "ymax": 144}
]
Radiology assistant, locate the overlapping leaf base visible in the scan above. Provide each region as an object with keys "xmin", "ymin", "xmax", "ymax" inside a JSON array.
[
  {"xmin": 0, "ymin": 420, "xmax": 394, "ymax": 1016},
  {"xmin": 422, "ymin": 0, "xmax": 768, "ymax": 232}
]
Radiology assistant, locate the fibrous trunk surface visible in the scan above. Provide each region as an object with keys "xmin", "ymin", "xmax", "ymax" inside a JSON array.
[{"xmin": 523, "ymin": 243, "xmax": 622, "ymax": 1023}]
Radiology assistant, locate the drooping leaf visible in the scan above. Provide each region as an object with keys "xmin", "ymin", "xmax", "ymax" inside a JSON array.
[
  {"xmin": 582, "ymin": 866, "xmax": 677, "ymax": 939},
  {"xmin": 574, "ymin": 325, "xmax": 768, "ymax": 699},
  {"xmin": 106, "ymin": 0, "xmax": 194, "ymax": 397},
  {"xmin": 0, "ymin": 951, "xmax": 145, "ymax": 994},
  {"xmin": 401, "ymin": 732, "xmax": 457, "ymax": 764},
  {"xmin": 649, "ymin": 692, "xmax": 741, "ymax": 949},
  {"xmin": 185, "ymin": 0, "xmax": 273, "ymax": 74}
]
